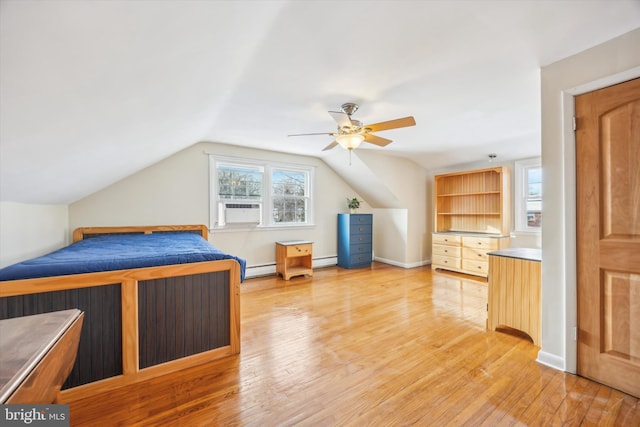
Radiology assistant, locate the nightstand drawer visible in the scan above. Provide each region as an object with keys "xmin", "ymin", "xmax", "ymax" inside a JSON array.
[
  {"xmin": 462, "ymin": 236, "xmax": 499, "ymax": 250},
  {"xmin": 433, "ymin": 244, "xmax": 462, "ymax": 258},
  {"xmin": 432, "ymin": 234, "xmax": 462, "ymax": 246},
  {"xmin": 285, "ymin": 243, "xmax": 312, "ymax": 257}
]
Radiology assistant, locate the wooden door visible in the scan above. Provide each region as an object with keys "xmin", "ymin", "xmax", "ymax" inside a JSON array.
[{"xmin": 576, "ymin": 77, "xmax": 640, "ymax": 398}]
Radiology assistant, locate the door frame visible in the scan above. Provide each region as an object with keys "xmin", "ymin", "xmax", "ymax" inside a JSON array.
[{"xmin": 559, "ymin": 66, "xmax": 640, "ymax": 374}]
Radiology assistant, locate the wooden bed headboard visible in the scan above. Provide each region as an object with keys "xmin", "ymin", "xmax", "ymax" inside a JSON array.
[{"xmin": 72, "ymin": 224, "xmax": 209, "ymax": 242}]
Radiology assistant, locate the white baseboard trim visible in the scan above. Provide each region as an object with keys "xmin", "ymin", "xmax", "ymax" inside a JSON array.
[
  {"xmin": 245, "ymin": 264, "xmax": 276, "ymax": 279},
  {"xmin": 245, "ymin": 256, "xmax": 338, "ymax": 279},
  {"xmin": 536, "ymin": 350, "xmax": 565, "ymax": 371},
  {"xmin": 374, "ymin": 256, "xmax": 432, "ymax": 269}
]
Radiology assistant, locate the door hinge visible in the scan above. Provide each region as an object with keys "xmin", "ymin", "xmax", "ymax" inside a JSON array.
[
  {"xmin": 572, "ymin": 116, "xmax": 577, "ymax": 131},
  {"xmin": 572, "ymin": 326, "xmax": 578, "ymax": 341}
]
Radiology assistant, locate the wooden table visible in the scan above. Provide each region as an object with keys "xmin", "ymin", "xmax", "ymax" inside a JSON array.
[
  {"xmin": 275, "ymin": 241, "xmax": 313, "ymax": 280},
  {"xmin": 487, "ymin": 248, "xmax": 541, "ymax": 346},
  {"xmin": 0, "ymin": 309, "xmax": 84, "ymax": 403}
]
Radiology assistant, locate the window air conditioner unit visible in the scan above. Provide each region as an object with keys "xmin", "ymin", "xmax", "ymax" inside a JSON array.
[{"xmin": 224, "ymin": 203, "xmax": 261, "ymax": 224}]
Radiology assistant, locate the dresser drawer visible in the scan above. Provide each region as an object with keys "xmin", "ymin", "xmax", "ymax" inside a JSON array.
[
  {"xmin": 433, "ymin": 244, "xmax": 462, "ymax": 258},
  {"xmin": 349, "ymin": 252, "xmax": 372, "ymax": 266},
  {"xmin": 350, "ymin": 243, "xmax": 371, "ymax": 255},
  {"xmin": 350, "ymin": 223, "xmax": 372, "ymax": 236},
  {"xmin": 432, "ymin": 254, "xmax": 461, "ymax": 269},
  {"xmin": 462, "ymin": 247, "xmax": 490, "ymax": 262},
  {"xmin": 350, "ymin": 233, "xmax": 372, "ymax": 245},
  {"xmin": 350, "ymin": 214, "xmax": 372, "ymax": 226},
  {"xmin": 432, "ymin": 234, "xmax": 462, "ymax": 246},
  {"xmin": 462, "ymin": 259, "xmax": 489, "ymax": 275},
  {"xmin": 462, "ymin": 236, "xmax": 499, "ymax": 250},
  {"xmin": 285, "ymin": 243, "xmax": 312, "ymax": 257}
]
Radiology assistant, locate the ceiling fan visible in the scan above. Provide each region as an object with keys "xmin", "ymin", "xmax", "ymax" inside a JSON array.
[{"xmin": 288, "ymin": 102, "xmax": 416, "ymax": 152}]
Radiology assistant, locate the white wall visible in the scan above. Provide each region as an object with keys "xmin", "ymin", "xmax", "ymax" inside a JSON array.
[
  {"xmin": 539, "ymin": 28, "xmax": 640, "ymax": 372},
  {"xmin": 69, "ymin": 142, "xmax": 365, "ymax": 268},
  {"xmin": 0, "ymin": 202, "xmax": 68, "ymax": 267},
  {"xmin": 372, "ymin": 208, "xmax": 408, "ymax": 266},
  {"xmin": 350, "ymin": 151, "xmax": 430, "ymax": 267}
]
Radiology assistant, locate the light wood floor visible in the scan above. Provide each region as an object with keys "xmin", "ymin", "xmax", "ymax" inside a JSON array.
[{"xmin": 66, "ymin": 263, "xmax": 639, "ymax": 426}]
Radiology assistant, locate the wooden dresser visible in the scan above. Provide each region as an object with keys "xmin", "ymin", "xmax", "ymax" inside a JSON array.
[
  {"xmin": 432, "ymin": 233, "xmax": 510, "ymax": 278},
  {"xmin": 432, "ymin": 166, "xmax": 511, "ymax": 278},
  {"xmin": 337, "ymin": 214, "xmax": 373, "ymax": 269}
]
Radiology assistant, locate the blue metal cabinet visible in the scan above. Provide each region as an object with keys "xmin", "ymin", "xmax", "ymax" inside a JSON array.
[{"xmin": 337, "ymin": 214, "xmax": 373, "ymax": 269}]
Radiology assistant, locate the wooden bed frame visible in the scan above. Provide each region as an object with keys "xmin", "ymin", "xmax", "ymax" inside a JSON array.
[{"xmin": 0, "ymin": 225, "xmax": 241, "ymax": 402}]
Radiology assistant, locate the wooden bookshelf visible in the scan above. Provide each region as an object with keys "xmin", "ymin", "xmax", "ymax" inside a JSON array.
[
  {"xmin": 434, "ymin": 166, "xmax": 510, "ymax": 236},
  {"xmin": 432, "ymin": 166, "xmax": 511, "ymax": 278}
]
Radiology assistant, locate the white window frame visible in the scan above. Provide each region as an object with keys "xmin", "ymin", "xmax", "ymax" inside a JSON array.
[
  {"xmin": 514, "ymin": 157, "xmax": 542, "ymax": 233},
  {"xmin": 209, "ymin": 155, "xmax": 314, "ymax": 230}
]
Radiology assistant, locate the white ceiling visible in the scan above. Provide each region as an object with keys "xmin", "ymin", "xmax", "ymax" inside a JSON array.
[{"xmin": 1, "ymin": 0, "xmax": 639, "ymax": 204}]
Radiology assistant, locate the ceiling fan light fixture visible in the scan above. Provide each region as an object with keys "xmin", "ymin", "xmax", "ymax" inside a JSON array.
[{"xmin": 337, "ymin": 133, "xmax": 364, "ymax": 150}]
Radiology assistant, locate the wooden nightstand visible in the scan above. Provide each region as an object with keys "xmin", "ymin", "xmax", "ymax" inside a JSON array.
[{"xmin": 275, "ymin": 241, "xmax": 313, "ymax": 280}]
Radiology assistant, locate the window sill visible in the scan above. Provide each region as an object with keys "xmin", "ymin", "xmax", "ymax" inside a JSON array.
[{"xmin": 210, "ymin": 224, "xmax": 316, "ymax": 233}]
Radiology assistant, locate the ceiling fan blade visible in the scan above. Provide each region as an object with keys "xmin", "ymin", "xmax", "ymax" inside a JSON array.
[
  {"xmin": 288, "ymin": 132, "xmax": 334, "ymax": 137},
  {"xmin": 328, "ymin": 111, "xmax": 353, "ymax": 128},
  {"xmin": 366, "ymin": 116, "xmax": 416, "ymax": 133},
  {"xmin": 322, "ymin": 141, "xmax": 339, "ymax": 151},
  {"xmin": 364, "ymin": 133, "xmax": 393, "ymax": 147}
]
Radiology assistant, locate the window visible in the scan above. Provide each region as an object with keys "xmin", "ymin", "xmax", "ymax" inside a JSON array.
[
  {"xmin": 210, "ymin": 156, "xmax": 313, "ymax": 228},
  {"xmin": 271, "ymin": 168, "xmax": 309, "ymax": 224},
  {"xmin": 515, "ymin": 158, "xmax": 542, "ymax": 232}
]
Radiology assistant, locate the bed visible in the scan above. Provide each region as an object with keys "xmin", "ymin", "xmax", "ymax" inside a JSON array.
[{"xmin": 0, "ymin": 224, "xmax": 245, "ymax": 401}]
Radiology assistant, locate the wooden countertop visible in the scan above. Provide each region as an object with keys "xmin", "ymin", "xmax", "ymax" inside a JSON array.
[
  {"xmin": 488, "ymin": 248, "xmax": 542, "ymax": 262},
  {"xmin": 0, "ymin": 309, "xmax": 82, "ymax": 403}
]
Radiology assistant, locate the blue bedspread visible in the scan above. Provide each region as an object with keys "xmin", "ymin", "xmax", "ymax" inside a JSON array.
[{"xmin": 0, "ymin": 232, "xmax": 246, "ymax": 282}]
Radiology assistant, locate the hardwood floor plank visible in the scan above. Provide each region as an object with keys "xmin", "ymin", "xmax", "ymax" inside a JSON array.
[{"xmin": 64, "ymin": 263, "xmax": 639, "ymax": 426}]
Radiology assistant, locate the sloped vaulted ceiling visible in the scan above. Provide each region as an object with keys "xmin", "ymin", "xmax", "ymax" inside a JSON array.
[{"xmin": 1, "ymin": 0, "xmax": 639, "ymax": 204}]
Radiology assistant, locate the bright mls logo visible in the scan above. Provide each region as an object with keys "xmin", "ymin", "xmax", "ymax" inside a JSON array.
[{"xmin": 0, "ymin": 405, "xmax": 69, "ymax": 426}]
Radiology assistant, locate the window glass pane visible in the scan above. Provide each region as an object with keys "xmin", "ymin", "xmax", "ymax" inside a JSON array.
[
  {"xmin": 527, "ymin": 167, "xmax": 542, "ymax": 198},
  {"xmin": 217, "ymin": 164, "xmax": 262, "ymax": 200},
  {"xmin": 526, "ymin": 200, "xmax": 542, "ymax": 227},
  {"xmin": 272, "ymin": 169, "xmax": 307, "ymax": 196},
  {"xmin": 272, "ymin": 198, "xmax": 307, "ymax": 223},
  {"xmin": 526, "ymin": 166, "xmax": 542, "ymax": 228}
]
